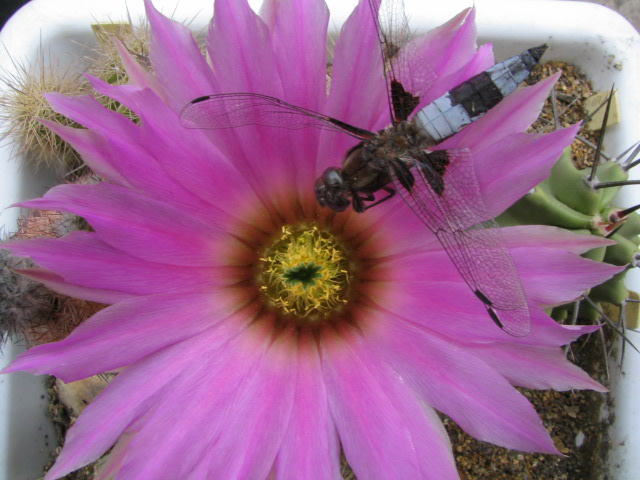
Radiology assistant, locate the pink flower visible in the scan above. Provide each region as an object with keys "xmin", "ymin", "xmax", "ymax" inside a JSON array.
[{"xmin": 2, "ymin": 0, "xmax": 621, "ymax": 478}]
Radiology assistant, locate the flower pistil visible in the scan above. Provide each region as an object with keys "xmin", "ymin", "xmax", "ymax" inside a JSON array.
[{"xmin": 259, "ymin": 224, "xmax": 353, "ymax": 322}]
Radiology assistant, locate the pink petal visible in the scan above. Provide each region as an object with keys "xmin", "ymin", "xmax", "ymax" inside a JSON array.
[
  {"xmin": 13, "ymin": 268, "xmax": 130, "ymax": 304},
  {"xmin": 398, "ymin": 8, "xmax": 477, "ymax": 103},
  {"xmin": 260, "ymin": 0, "xmax": 328, "ymax": 111},
  {"xmin": 199, "ymin": 330, "xmax": 297, "ymax": 479},
  {"xmin": 477, "ymin": 126, "xmax": 581, "ymax": 217},
  {"xmin": 259, "ymin": 0, "xmax": 331, "ymax": 190},
  {"xmin": 207, "ymin": 0, "xmax": 318, "ymax": 206},
  {"xmin": 4, "ymin": 292, "xmax": 252, "ymax": 382},
  {"xmin": 5, "ymin": 232, "xmax": 229, "ymax": 297},
  {"xmin": 18, "ymin": 183, "xmax": 239, "ymax": 267},
  {"xmin": 415, "ymin": 8, "xmax": 477, "ymax": 75},
  {"xmin": 208, "ymin": 0, "xmax": 281, "ymax": 97},
  {"xmin": 274, "ymin": 333, "xmax": 341, "ymax": 480},
  {"xmin": 144, "ymin": 0, "xmax": 217, "ymax": 110},
  {"xmin": 145, "ymin": 0, "xmax": 293, "ymax": 204},
  {"xmin": 113, "ymin": 38, "xmax": 162, "ymax": 92},
  {"xmin": 317, "ymin": 0, "xmax": 388, "ymax": 168},
  {"xmin": 45, "ymin": 92, "xmax": 147, "ymax": 150},
  {"xmin": 367, "ymin": 223, "xmax": 619, "ymax": 296},
  {"xmin": 45, "ymin": 92, "xmax": 217, "ymax": 216},
  {"xmin": 43, "ymin": 318, "xmax": 251, "ymax": 479},
  {"xmin": 365, "ymin": 313, "xmax": 559, "ymax": 453},
  {"xmin": 440, "ymin": 73, "xmax": 561, "ymax": 151},
  {"xmin": 514, "ymin": 247, "xmax": 624, "ymax": 306},
  {"xmin": 463, "ymin": 343, "xmax": 607, "ymax": 391},
  {"xmin": 38, "ymin": 120, "xmax": 130, "ymax": 186},
  {"xmin": 117, "ymin": 325, "xmax": 295, "ymax": 480},
  {"xmin": 364, "ymin": 217, "xmax": 619, "ymax": 342},
  {"xmin": 321, "ymin": 328, "xmax": 460, "ymax": 480},
  {"xmin": 382, "ymin": 224, "xmax": 620, "ymax": 308},
  {"xmin": 369, "ymin": 274, "xmax": 605, "ymax": 346},
  {"xmin": 501, "ymin": 225, "xmax": 616, "ymax": 254},
  {"xmin": 520, "ymin": 307, "xmax": 603, "ymax": 345},
  {"xmin": 146, "ymin": 0, "xmax": 290, "ymax": 213},
  {"xmin": 83, "ymin": 76, "xmax": 269, "ymax": 223},
  {"xmin": 413, "ymin": 42, "xmax": 495, "ymax": 112}
]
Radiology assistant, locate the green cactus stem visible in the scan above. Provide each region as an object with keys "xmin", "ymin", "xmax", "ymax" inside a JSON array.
[{"xmin": 500, "ymin": 138, "xmax": 640, "ymax": 326}]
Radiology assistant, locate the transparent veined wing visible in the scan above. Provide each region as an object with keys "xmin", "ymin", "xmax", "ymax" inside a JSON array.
[
  {"xmin": 388, "ymin": 148, "xmax": 530, "ymax": 337},
  {"xmin": 180, "ymin": 92, "xmax": 375, "ymax": 140},
  {"xmin": 367, "ymin": 0, "xmax": 438, "ymax": 123}
]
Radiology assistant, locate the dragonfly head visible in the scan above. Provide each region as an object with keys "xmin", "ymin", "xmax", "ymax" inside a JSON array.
[{"xmin": 315, "ymin": 167, "xmax": 351, "ymax": 212}]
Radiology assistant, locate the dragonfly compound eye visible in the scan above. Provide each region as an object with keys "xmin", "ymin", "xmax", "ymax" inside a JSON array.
[
  {"xmin": 315, "ymin": 168, "xmax": 350, "ymax": 212},
  {"xmin": 322, "ymin": 167, "xmax": 345, "ymax": 188}
]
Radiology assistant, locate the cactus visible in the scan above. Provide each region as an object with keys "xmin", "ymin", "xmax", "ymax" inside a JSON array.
[
  {"xmin": 0, "ymin": 51, "xmax": 89, "ymax": 171},
  {"xmin": 498, "ymin": 86, "xmax": 640, "ymax": 325},
  {"xmin": 0, "ymin": 21, "xmax": 153, "ymax": 174}
]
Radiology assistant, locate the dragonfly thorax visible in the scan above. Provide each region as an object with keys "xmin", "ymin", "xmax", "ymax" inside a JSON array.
[
  {"xmin": 315, "ymin": 122, "xmax": 429, "ymax": 214},
  {"xmin": 371, "ymin": 121, "xmax": 432, "ymax": 160}
]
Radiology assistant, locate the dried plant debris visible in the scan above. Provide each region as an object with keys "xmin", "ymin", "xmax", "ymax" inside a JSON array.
[
  {"xmin": 584, "ymin": 90, "xmax": 620, "ymax": 131},
  {"xmin": 341, "ymin": 453, "xmax": 357, "ymax": 480},
  {"xmin": 0, "ymin": 50, "xmax": 89, "ymax": 171},
  {"xmin": 28, "ymin": 296, "xmax": 105, "ymax": 346},
  {"xmin": 43, "ymin": 376, "xmax": 114, "ymax": 480},
  {"xmin": 55, "ymin": 375, "xmax": 114, "ymax": 419}
]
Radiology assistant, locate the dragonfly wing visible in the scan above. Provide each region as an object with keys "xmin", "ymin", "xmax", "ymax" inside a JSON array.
[
  {"xmin": 368, "ymin": 0, "xmax": 437, "ymax": 123},
  {"xmin": 180, "ymin": 93, "xmax": 375, "ymax": 140},
  {"xmin": 388, "ymin": 148, "xmax": 530, "ymax": 337}
]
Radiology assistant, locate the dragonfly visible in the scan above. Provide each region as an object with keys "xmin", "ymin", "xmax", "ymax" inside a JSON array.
[{"xmin": 180, "ymin": 0, "xmax": 547, "ymax": 337}]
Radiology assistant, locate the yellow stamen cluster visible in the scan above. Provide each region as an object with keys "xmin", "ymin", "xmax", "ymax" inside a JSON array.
[{"xmin": 259, "ymin": 224, "xmax": 351, "ymax": 321}]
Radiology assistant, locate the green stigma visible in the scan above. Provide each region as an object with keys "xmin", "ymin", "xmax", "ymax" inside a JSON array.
[
  {"xmin": 259, "ymin": 224, "xmax": 352, "ymax": 320},
  {"xmin": 282, "ymin": 263, "xmax": 323, "ymax": 288}
]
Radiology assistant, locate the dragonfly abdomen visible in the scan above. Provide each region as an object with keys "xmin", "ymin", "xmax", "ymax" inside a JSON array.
[{"xmin": 414, "ymin": 45, "xmax": 547, "ymax": 143}]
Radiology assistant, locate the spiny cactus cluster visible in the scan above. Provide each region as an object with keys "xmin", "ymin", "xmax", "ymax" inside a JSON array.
[
  {"xmin": 499, "ymin": 87, "xmax": 640, "ymax": 326},
  {"xmin": 0, "ymin": 209, "xmax": 104, "ymax": 347},
  {"xmin": 0, "ymin": 53, "xmax": 88, "ymax": 171},
  {"xmin": 0, "ymin": 21, "xmax": 153, "ymax": 174},
  {"xmin": 0, "ymin": 248, "xmax": 56, "ymax": 345}
]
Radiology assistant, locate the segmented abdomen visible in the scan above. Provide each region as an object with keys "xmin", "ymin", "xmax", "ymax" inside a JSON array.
[{"xmin": 414, "ymin": 45, "xmax": 547, "ymax": 143}]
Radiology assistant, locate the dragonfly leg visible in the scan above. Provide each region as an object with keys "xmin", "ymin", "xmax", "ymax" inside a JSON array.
[
  {"xmin": 361, "ymin": 186, "xmax": 396, "ymax": 211},
  {"xmin": 390, "ymin": 159, "xmax": 416, "ymax": 191}
]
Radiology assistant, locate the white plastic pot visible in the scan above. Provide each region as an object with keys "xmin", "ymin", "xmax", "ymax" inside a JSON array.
[{"xmin": 0, "ymin": 0, "xmax": 638, "ymax": 479}]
